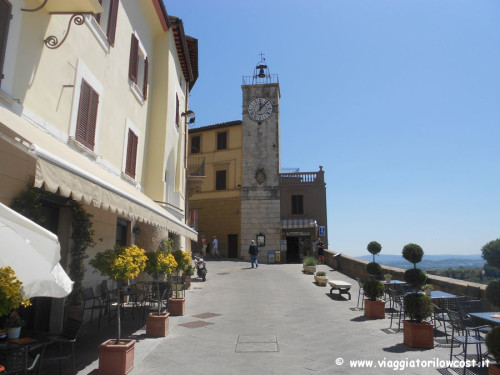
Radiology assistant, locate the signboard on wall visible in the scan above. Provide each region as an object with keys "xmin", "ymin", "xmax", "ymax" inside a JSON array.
[{"xmin": 318, "ymin": 226, "xmax": 325, "ymax": 236}]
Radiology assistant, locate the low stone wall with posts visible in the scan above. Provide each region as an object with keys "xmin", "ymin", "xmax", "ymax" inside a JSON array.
[{"xmin": 323, "ymin": 249, "xmax": 492, "ymax": 309}]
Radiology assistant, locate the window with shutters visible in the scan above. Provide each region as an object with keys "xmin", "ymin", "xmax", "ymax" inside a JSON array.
[
  {"xmin": 175, "ymin": 94, "xmax": 180, "ymax": 127},
  {"xmin": 125, "ymin": 129, "xmax": 138, "ymax": 179},
  {"xmin": 128, "ymin": 34, "xmax": 148, "ymax": 100},
  {"xmin": 215, "ymin": 170, "xmax": 227, "ymax": 191},
  {"xmin": 291, "ymin": 195, "xmax": 304, "ymax": 215},
  {"xmin": 190, "ymin": 135, "xmax": 200, "ymax": 154},
  {"xmin": 75, "ymin": 79, "xmax": 99, "ymax": 150},
  {"xmin": 0, "ymin": 0, "xmax": 11, "ymax": 87},
  {"xmin": 217, "ymin": 131, "xmax": 227, "ymax": 150},
  {"xmin": 93, "ymin": 0, "xmax": 119, "ymax": 46}
]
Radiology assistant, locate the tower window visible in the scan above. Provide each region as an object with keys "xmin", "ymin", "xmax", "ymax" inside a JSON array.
[
  {"xmin": 191, "ymin": 135, "xmax": 200, "ymax": 154},
  {"xmin": 291, "ymin": 195, "xmax": 304, "ymax": 215},
  {"xmin": 217, "ymin": 131, "xmax": 227, "ymax": 150}
]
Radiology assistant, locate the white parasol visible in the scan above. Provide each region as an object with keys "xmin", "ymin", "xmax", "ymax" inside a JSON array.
[{"xmin": 0, "ymin": 202, "xmax": 73, "ymax": 298}]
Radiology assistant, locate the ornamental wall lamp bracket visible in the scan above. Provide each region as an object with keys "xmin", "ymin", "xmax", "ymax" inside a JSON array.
[{"xmin": 21, "ymin": 1, "xmax": 92, "ymax": 50}]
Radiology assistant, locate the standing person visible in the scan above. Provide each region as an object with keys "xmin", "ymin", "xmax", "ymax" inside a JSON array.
[
  {"xmin": 249, "ymin": 240, "xmax": 259, "ymax": 268},
  {"xmin": 316, "ymin": 237, "xmax": 325, "ymax": 265},
  {"xmin": 201, "ymin": 236, "xmax": 208, "ymax": 256},
  {"xmin": 212, "ymin": 236, "xmax": 219, "ymax": 256}
]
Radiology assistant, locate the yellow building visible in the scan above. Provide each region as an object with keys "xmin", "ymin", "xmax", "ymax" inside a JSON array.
[
  {"xmin": 188, "ymin": 121, "xmax": 243, "ymax": 258},
  {"xmin": 0, "ymin": 0, "xmax": 197, "ymax": 329}
]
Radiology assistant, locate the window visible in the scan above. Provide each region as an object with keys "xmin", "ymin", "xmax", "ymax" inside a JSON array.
[
  {"xmin": 191, "ymin": 135, "xmax": 200, "ymax": 154},
  {"xmin": 75, "ymin": 79, "xmax": 99, "ymax": 150},
  {"xmin": 0, "ymin": 0, "xmax": 11, "ymax": 87},
  {"xmin": 189, "ymin": 210, "xmax": 198, "ymax": 230},
  {"xmin": 93, "ymin": 0, "xmax": 119, "ymax": 46},
  {"xmin": 217, "ymin": 131, "xmax": 227, "ymax": 150},
  {"xmin": 125, "ymin": 129, "xmax": 138, "ymax": 178},
  {"xmin": 175, "ymin": 94, "xmax": 180, "ymax": 127},
  {"xmin": 291, "ymin": 195, "xmax": 304, "ymax": 215},
  {"xmin": 116, "ymin": 219, "xmax": 128, "ymax": 246},
  {"xmin": 215, "ymin": 170, "xmax": 227, "ymax": 190},
  {"xmin": 129, "ymin": 34, "xmax": 148, "ymax": 99}
]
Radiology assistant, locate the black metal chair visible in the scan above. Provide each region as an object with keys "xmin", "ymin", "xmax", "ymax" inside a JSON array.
[
  {"xmin": 432, "ymin": 296, "xmax": 467, "ymax": 342},
  {"xmin": 388, "ymin": 288, "xmax": 405, "ymax": 332},
  {"xmin": 446, "ymin": 308, "xmax": 490, "ymax": 369},
  {"xmin": 81, "ymin": 287, "xmax": 103, "ymax": 327},
  {"xmin": 457, "ymin": 300, "xmax": 490, "ymax": 334},
  {"xmin": 465, "ymin": 285, "xmax": 482, "ymax": 300},
  {"xmin": 141, "ymin": 282, "xmax": 170, "ymax": 326},
  {"xmin": 0, "ymin": 346, "xmax": 40, "ymax": 375},
  {"xmin": 356, "ymin": 278, "xmax": 365, "ymax": 309},
  {"xmin": 43, "ymin": 318, "xmax": 82, "ymax": 375},
  {"xmin": 100, "ymin": 280, "xmax": 119, "ymax": 324}
]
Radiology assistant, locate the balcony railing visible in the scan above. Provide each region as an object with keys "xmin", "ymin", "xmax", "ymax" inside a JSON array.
[
  {"xmin": 279, "ymin": 171, "xmax": 324, "ymax": 185},
  {"xmin": 188, "ymin": 156, "xmax": 205, "ymax": 177}
]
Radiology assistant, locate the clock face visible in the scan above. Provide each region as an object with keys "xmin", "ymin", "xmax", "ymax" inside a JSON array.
[{"xmin": 248, "ymin": 97, "xmax": 273, "ymax": 122}]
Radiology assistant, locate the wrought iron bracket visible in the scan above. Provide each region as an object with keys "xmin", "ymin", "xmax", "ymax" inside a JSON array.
[
  {"xmin": 44, "ymin": 14, "xmax": 85, "ymax": 49},
  {"xmin": 21, "ymin": 0, "xmax": 49, "ymax": 12}
]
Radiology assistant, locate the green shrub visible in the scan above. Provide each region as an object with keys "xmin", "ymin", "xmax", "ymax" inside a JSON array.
[
  {"xmin": 363, "ymin": 279, "xmax": 384, "ymax": 301},
  {"xmin": 367, "ymin": 241, "xmax": 382, "ymax": 256},
  {"xmin": 315, "ymin": 271, "xmax": 326, "ymax": 277},
  {"xmin": 366, "ymin": 262, "xmax": 382, "ymax": 276},
  {"xmin": 303, "ymin": 256, "xmax": 318, "ymax": 267},
  {"xmin": 402, "ymin": 243, "xmax": 423, "ymax": 266},
  {"xmin": 486, "ymin": 326, "xmax": 500, "ymax": 363},
  {"xmin": 403, "ymin": 293, "xmax": 433, "ymax": 322},
  {"xmin": 404, "ymin": 268, "xmax": 427, "ymax": 289},
  {"xmin": 486, "ymin": 279, "xmax": 500, "ymax": 308}
]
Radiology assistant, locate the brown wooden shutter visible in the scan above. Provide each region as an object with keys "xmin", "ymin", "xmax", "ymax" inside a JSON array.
[
  {"xmin": 125, "ymin": 129, "xmax": 138, "ymax": 178},
  {"xmin": 175, "ymin": 94, "xmax": 179, "ymax": 127},
  {"xmin": 0, "ymin": 0, "xmax": 11, "ymax": 87},
  {"xmin": 76, "ymin": 80, "xmax": 99, "ymax": 150},
  {"xmin": 129, "ymin": 34, "xmax": 138, "ymax": 83},
  {"xmin": 143, "ymin": 56, "xmax": 148, "ymax": 100},
  {"xmin": 107, "ymin": 0, "xmax": 119, "ymax": 47}
]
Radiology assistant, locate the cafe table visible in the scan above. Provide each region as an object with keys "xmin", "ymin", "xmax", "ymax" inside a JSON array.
[
  {"xmin": 0, "ymin": 335, "xmax": 50, "ymax": 375},
  {"xmin": 429, "ymin": 290, "xmax": 458, "ymax": 299},
  {"xmin": 468, "ymin": 312, "xmax": 500, "ymax": 326}
]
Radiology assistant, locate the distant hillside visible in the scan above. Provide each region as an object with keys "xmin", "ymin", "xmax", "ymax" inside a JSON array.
[{"xmin": 355, "ymin": 254, "xmax": 485, "ymax": 271}]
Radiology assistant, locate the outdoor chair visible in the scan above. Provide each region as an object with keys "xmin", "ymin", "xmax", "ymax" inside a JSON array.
[
  {"xmin": 0, "ymin": 346, "xmax": 40, "ymax": 374},
  {"xmin": 356, "ymin": 278, "xmax": 365, "ymax": 309},
  {"xmin": 101, "ymin": 280, "xmax": 119, "ymax": 324},
  {"xmin": 446, "ymin": 308, "xmax": 490, "ymax": 369},
  {"xmin": 43, "ymin": 318, "xmax": 82, "ymax": 375},
  {"xmin": 81, "ymin": 287, "xmax": 103, "ymax": 327},
  {"xmin": 141, "ymin": 283, "xmax": 171, "ymax": 327},
  {"xmin": 432, "ymin": 296, "xmax": 467, "ymax": 342},
  {"xmin": 388, "ymin": 288, "xmax": 405, "ymax": 332},
  {"xmin": 457, "ymin": 300, "xmax": 490, "ymax": 334}
]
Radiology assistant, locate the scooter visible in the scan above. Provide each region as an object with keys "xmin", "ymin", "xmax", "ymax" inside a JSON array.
[{"xmin": 193, "ymin": 253, "xmax": 207, "ymax": 281}]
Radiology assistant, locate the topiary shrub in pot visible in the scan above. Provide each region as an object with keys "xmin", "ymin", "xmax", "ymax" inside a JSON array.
[
  {"xmin": 363, "ymin": 279, "xmax": 385, "ymax": 319},
  {"xmin": 366, "ymin": 241, "xmax": 382, "ymax": 279},
  {"xmin": 402, "ymin": 243, "xmax": 434, "ymax": 349},
  {"xmin": 482, "ymin": 238, "xmax": 500, "ymax": 375},
  {"xmin": 303, "ymin": 256, "xmax": 318, "ymax": 275}
]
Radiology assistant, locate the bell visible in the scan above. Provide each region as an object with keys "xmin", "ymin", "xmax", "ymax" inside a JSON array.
[{"xmin": 257, "ymin": 64, "xmax": 267, "ymax": 78}]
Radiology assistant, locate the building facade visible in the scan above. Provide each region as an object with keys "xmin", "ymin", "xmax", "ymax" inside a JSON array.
[
  {"xmin": 188, "ymin": 61, "xmax": 328, "ymax": 263},
  {"xmin": 0, "ymin": 0, "xmax": 197, "ymax": 329}
]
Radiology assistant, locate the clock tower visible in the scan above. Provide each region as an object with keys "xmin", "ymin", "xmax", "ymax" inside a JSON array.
[{"xmin": 240, "ymin": 58, "xmax": 281, "ymax": 260}]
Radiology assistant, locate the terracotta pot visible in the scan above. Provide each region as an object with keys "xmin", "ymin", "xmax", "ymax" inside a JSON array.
[
  {"xmin": 98, "ymin": 339, "xmax": 135, "ymax": 375},
  {"xmin": 168, "ymin": 297, "xmax": 185, "ymax": 316},
  {"xmin": 364, "ymin": 299, "xmax": 386, "ymax": 319},
  {"xmin": 314, "ymin": 276, "xmax": 328, "ymax": 286},
  {"xmin": 403, "ymin": 320, "xmax": 434, "ymax": 349},
  {"xmin": 303, "ymin": 265, "xmax": 316, "ymax": 274},
  {"xmin": 184, "ymin": 275, "xmax": 191, "ymax": 290},
  {"xmin": 146, "ymin": 312, "xmax": 169, "ymax": 337},
  {"xmin": 489, "ymin": 364, "xmax": 500, "ymax": 375}
]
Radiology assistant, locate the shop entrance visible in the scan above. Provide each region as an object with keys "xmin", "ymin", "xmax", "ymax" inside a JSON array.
[{"xmin": 285, "ymin": 233, "xmax": 312, "ymax": 263}]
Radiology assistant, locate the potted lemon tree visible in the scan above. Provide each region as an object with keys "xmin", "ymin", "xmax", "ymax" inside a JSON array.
[
  {"xmin": 363, "ymin": 241, "xmax": 385, "ymax": 319},
  {"xmin": 144, "ymin": 241, "xmax": 177, "ymax": 337},
  {"xmin": 90, "ymin": 245, "xmax": 147, "ymax": 375},
  {"xmin": 402, "ymin": 243, "xmax": 434, "ymax": 349},
  {"xmin": 0, "ymin": 266, "xmax": 31, "ymax": 339},
  {"xmin": 168, "ymin": 250, "xmax": 191, "ymax": 316},
  {"xmin": 483, "ymin": 238, "xmax": 500, "ymax": 375}
]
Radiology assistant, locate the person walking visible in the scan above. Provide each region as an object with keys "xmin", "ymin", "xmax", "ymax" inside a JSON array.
[
  {"xmin": 316, "ymin": 237, "xmax": 325, "ymax": 265},
  {"xmin": 201, "ymin": 236, "xmax": 208, "ymax": 256},
  {"xmin": 212, "ymin": 236, "xmax": 219, "ymax": 256},
  {"xmin": 249, "ymin": 240, "xmax": 259, "ymax": 268}
]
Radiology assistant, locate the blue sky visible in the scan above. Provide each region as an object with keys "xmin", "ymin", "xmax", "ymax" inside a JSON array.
[{"xmin": 166, "ymin": 0, "xmax": 500, "ymax": 256}]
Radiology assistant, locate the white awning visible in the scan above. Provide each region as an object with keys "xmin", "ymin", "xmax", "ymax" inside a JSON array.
[
  {"xmin": 0, "ymin": 105, "xmax": 197, "ymax": 241},
  {"xmin": 281, "ymin": 218, "xmax": 318, "ymax": 229}
]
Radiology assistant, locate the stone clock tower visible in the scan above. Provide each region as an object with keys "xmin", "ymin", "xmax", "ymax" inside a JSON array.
[{"xmin": 240, "ymin": 59, "xmax": 281, "ymax": 261}]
